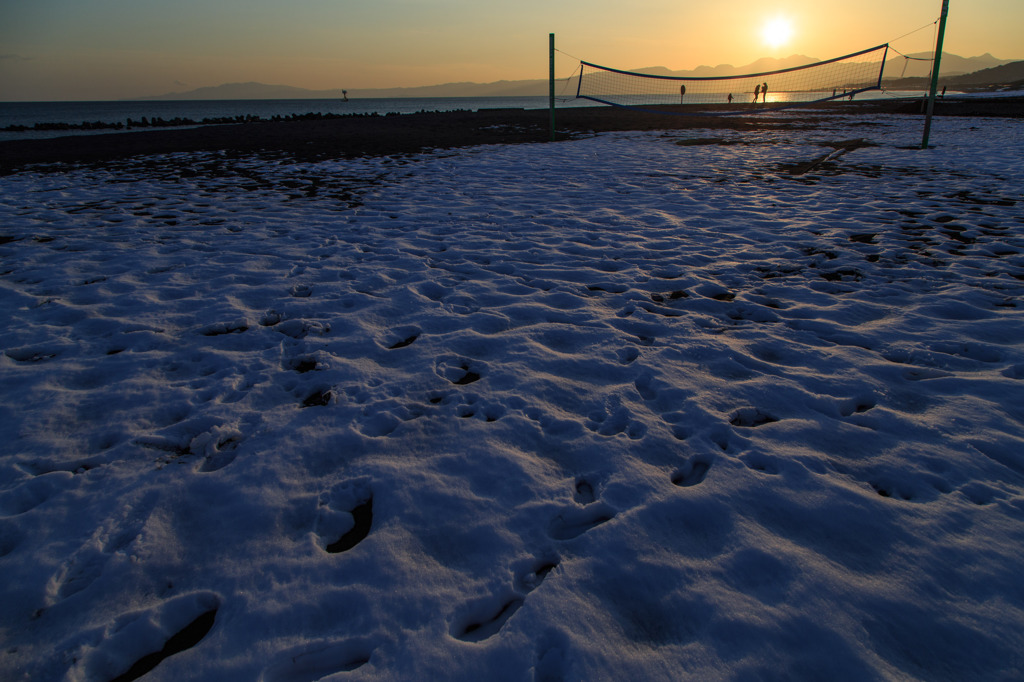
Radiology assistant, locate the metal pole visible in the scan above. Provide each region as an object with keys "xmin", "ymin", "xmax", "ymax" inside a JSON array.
[
  {"xmin": 922, "ymin": 0, "xmax": 950, "ymax": 149},
  {"xmin": 549, "ymin": 33, "xmax": 556, "ymax": 142}
]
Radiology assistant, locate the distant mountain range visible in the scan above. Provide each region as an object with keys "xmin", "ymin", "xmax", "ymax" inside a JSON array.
[
  {"xmin": 137, "ymin": 79, "xmax": 551, "ymax": 100},
  {"xmin": 885, "ymin": 59, "xmax": 1024, "ymax": 89},
  {"xmin": 138, "ymin": 52, "xmax": 1021, "ymax": 100},
  {"xmin": 945, "ymin": 59, "xmax": 1024, "ymax": 85},
  {"xmin": 882, "ymin": 51, "xmax": 1011, "ymax": 80}
]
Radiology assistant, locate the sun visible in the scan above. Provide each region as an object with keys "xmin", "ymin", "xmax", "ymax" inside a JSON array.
[{"xmin": 761, "ymin": 17, "xmax": 794, "ymax": 50}]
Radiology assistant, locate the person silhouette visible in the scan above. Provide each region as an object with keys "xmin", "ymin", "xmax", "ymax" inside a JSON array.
[
  {"xmin": 680, "ymin": 84, "xmax": 686, "ymax": 103},
  {"xmin": 753, "ymin": 83, "xmax": 761, "ymax": 103},
  {"xmin": 727, "ymin": 93, "xmax": 733, "ymax": 104},
  {"xmin": 761, "ymin": 82, "xmax": 768, "ymax": 102}
]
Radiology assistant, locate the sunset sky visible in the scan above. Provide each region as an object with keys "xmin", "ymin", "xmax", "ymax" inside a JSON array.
[{"xmin": 2, "ymin": 0, "xmax": 1021, "ymax": 101}]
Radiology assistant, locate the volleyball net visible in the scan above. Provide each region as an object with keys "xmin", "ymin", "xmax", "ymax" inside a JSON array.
[{"xmin": 573, "ymin": 44, "xmax": 890, "ymax": 114}]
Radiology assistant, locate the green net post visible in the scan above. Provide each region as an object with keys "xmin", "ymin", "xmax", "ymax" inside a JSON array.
[
  {"xmin": 549, "ymin": 33, "xmax": 556, "ymax": 142},
  {"xmin": 922, "ymin": 0, "xmax": 950, "ymax": 149}
]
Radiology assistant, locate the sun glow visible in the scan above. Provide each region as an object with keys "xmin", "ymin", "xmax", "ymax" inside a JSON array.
[{"xmin": 761, "ymin": 17, "xmax": 794, "ymax": 50}]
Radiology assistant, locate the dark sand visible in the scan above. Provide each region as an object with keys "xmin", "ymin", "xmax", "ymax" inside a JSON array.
[{"xmin": 2, "ymin": 97, "xmax": 1021, "ymax": 174}]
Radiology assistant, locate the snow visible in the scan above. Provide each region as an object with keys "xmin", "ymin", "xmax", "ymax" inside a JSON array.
[{"xmin": 1, "ymin": 112, "xmax": 1023, "ymax": 681}]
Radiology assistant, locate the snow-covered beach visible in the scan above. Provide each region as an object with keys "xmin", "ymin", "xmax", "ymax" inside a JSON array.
[{"xmin": 1, "ymin": 110, "xmax": 1023, "ymax": 680}]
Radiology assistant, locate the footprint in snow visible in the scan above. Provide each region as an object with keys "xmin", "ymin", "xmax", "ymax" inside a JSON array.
[
  {"xmin": 453, "ymin": 560, "xmax": 558, "ymax": 643},
  {"xmin": 1002, "ymin": 363, "xmax": 1024, "ymax": 380},
  {"xmin": 650, "ymin": 289, "xmax": 690, "ymax": 303},
  {"xmin": 317, "ymin": 480, "xmax": 373, "ymax": 554},
  {"xmin": 573, "ymin": 478, "xmax": 596, "ymax": 505},
  {"xmin": 729, "ymin": 408, "xmax": 778, "ymax": 428},
  {"xmin": 380, "ymin": 325, "xmax": 421, "ymax": 350},
  {"xmin": 195, "ymin": 433, "xmax": 242, "ymax": 473},
  {"xmin": 869, "ymin": 474, "xmax": 951, "ymax": 503},
  {"xmin": 740, "ymin": 451, "xmax": 780, "ymax": 476},
  {"xmin": 435, "ymin": 357, "xmax": 484, "ymax": 386},
  {"xmin": 693, "ymin": 283, "xmax": 734, "ymax": 301},
  {"xmin": 672, "ymin": 456, "xmax": 712, "ymax": 487},
  {"xmin": 870, "ymin": 481, "xmax": 916, "ymax": 501},
  {"xmin": 326, "ymin": 499, "xmax": 372, "ymax": 553},
  {"xmin": 388, "ymin": 334, "xmax": 419, "ymax": 349},
  {"xmin": 259, "ymin": 310, "xmax": 282, "ymax": 326},
  {"xmin": 260, "ymin": 638, "xmax": 376, "ymax": 682},
  {"xmin": 439, "ymin": 392, "xmax": 505, "ymax": 422},
  {"xmin": 199, "ymin": 320, "xmax": 249, "ymax": 336},
  {"xmin": 903, "ymin": 367, "xmax": 953, "ymax": 381},
  {"xmin": 356, "ymin": 411, "xmax": 401, "ymax": 438},
  {"xmin": 301, "ymin": 388, "xmax": 333, "ymax": 408},
  {"xmin": 0, "ymin": 527, "xmax": 20, "ymax": 558},
  {"xmin": 534, "ymin": 636, "xmax": 570, "ymax": 682},
  {"xmin": 453, "ymin": 368, "xmax": 481, "ymax": 385},
  {"xmin": 4, "ymin": 346, "xmax": 61, "ymax": 363},
  {"xmin": 73, "ymin": 592, "xmax": 220, "ymax": 682},
  {"xmin": 634, "ymin": 372, "xmax": 662, "ymax": 401},
  {"xmin": 616, "ymin": 347, "xmax": 640, "ymax": 365},
  {"xmin": 49, "ymin": 491, "xmax": 157, "ymax": 604},
  {"xmin": 454, "ymin": 596, "xmax": 525, "ymax": 643},
  {"xmin": 839, "ymin": 395, "xmax": 877, "ymax": 417},
  {"xmin": 286, "ymin": 356, "xmax": 318, "ymax": 373},
  {"xmin": 275, "ymin": 319, "xmax": 327, "ymax": 339},
  {"xmin": 0, "ymin": 472, "xmax": 73, "ymax": 518},
  {"xmin": 586, "ymin": 404, "xmax": 646, "ymax": 439},
  {"xmin": 547, "ymin": 503, "xmax": 616, "ymax": 541}
]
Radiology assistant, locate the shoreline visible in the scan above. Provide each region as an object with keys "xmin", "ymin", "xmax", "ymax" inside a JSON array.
[{"xmin": 2, "ymin": 96, "xmax": 1022, "ymax": 174}]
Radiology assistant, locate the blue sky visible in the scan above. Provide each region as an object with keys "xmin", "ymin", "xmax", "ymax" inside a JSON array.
[{"xmin": 1, "ymin": 0, "xmax": 1020, "ymax": 100}]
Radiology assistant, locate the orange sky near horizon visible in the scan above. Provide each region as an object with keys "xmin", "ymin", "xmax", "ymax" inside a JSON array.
[{"xmin": 1, "ymin": 0, "xmax": 1020, "ymax": 101}]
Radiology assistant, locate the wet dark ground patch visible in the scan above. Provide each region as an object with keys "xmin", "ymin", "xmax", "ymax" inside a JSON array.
[{"xmin": 4, "ymin": 98, "xmax": 1021, "ymax": 175}]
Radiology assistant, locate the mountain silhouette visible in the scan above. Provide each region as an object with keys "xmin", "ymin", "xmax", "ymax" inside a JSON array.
[
  {"xmin": 949, "ymin": 59, "xmax": 1024, "ymax": 85},
  {"xmin": 138, "ymin": 52, "xmax": 1020, "ymax": 100},
  {"xmin": 882, "ymin": 51, "xmax": 1010, "ymax": 80},
  {"xmin": 885, "ymin": 59, "xmax": 1024, "ymax": 90}
]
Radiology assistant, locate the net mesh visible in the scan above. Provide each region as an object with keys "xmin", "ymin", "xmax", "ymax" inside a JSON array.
[{"xmin": 575, "ymin": 44, "xmax": 890, "ymax": 114}]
